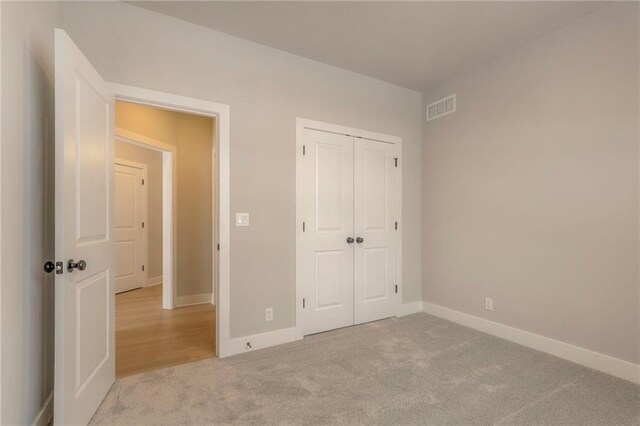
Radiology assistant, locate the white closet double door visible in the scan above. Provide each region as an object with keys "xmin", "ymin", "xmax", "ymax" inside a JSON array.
[{"xmin": 302, "ymin": 128, "xmax": 398, "ymax": 336}]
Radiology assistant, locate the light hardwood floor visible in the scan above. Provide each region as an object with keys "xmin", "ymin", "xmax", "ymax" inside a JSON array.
[{"xmin": 116, "ymin": 284, "xmax": 215, "ymax": 378}]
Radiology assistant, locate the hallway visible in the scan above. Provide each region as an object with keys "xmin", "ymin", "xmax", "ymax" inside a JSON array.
[{"xmin": 116, "ymin": 285, "xmax": 215, "ymax": 377}]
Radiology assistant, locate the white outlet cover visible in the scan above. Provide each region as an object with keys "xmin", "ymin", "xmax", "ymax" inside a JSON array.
[
  {"xmin": 236, "ymin": 213, "xmax": 249, "ymax": 226},
  {"xmin": 485, "ymin": 297, "xmax": 494, "ymax": 311},
  {"xmin": 265, "ymin": 307, "xmax": 273, "ymax": 321}
]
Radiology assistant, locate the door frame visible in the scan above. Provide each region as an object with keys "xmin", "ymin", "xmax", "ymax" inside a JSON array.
[
  {"xmin": 111, "ymin": 83, "xmax": 230, "ymax": 357},
  {"xmin": 115, "ymin": 129, "xmax": 177, "ymax": 308},
  {"xmin": 114, "ymin": 158, "xmax": 148, "ymax": 292},
  {"xmin": 295, "ymin": 118, "xmax": 403, "ymax": 339}
]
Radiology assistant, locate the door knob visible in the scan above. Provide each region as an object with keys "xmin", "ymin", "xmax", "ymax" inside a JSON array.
[
  {"xmin": 67, "ymin": 259, "xmax": 87, "ymax": 272},
  {"xmin": 44, "ymin": 261, "xmax": 63, "ymax": 274},
  {"xmin": 346, "ymin": 237, "xmax": 354, "ymax": 244},
  {"xmin": 43, "ymin": 261, "xmax": 55, "ymax": 274},
  {"xmin": 356, "ymin": 237, "xmax": 364, "ymax": 244}
]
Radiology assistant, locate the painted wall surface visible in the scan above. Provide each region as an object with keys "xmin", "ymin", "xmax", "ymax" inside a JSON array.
[
  {"xmin": 422, "ymin": 3, "xmax": 640, "ymax": 364},
  {"xmin": 1, "ymin": 2, "xmax": 57, "ymax": 424},
  {"xmin": 59, "ymin": 1, "xmax": 423, "ymax": 339},
  {"xmin": 115, "ymin": 101, "xmax": 214, "ymax": 298},
  {"xmin": 175, "ymin": 112, "xmax": 214, "ymax": 298},
  {"xmin": 115, "ymin": 140, "xmax": 164, "ymax": 283}
]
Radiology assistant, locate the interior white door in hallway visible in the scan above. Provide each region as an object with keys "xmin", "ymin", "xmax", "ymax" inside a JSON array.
[
  {"xmin": 301, "ymin": 128, "xmax": 398, "ymax": 336},
  {"xmin": 54, "ymin": 29, "xmax": 115, "ymax": 425},
  {"xmin": 114, "ymin": 162, "xmax": 146, "ymax": 294}
]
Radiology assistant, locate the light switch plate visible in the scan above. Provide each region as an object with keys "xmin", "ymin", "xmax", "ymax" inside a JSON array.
[{"xmin": 236, "ymin": 213, "xmax": 249, "ymax": 227}]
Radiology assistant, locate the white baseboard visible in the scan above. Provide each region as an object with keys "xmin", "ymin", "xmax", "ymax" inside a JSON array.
[
  {"xmin": 397, "ymin": 301, "xmax": 424, "ymax": 317},
  {"xmin": 422, "ymin": 302, "xmax": 640, "ymax": 385},
  {"xmin": 145, "ymin": 275, "xmax": 162, "ymax": 287},
  {"xmin": 31, "ymin": 392, "xmax": 53, "ymax": 426},
  {"xmin": 221, "ymin": 327, "xmax": 299, "ymax": 358},
  {"xmin": 175, "ymin": 293, "xmax": 212, "ymax": 307}
]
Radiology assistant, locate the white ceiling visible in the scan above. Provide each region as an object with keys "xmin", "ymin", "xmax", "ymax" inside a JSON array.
[{"xmin": 130, "ymin": 1, "xmax": 609, "ymax": 92}]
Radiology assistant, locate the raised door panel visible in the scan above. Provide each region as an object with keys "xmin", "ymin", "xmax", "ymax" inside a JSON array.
[
  {"xmin": 316, "ymin": 143, "xmax": 344, "ymax": 231},
  {"xmin": 76, "ymin": 272, "xmax": 109, "ymax": 392},
  {"xmin": 114, "ymin": 173, "xmax": 136, "ymax": 228},
  {"xmin": 76, "ymin": 77, "xmax": 109, "ymax": 244}
]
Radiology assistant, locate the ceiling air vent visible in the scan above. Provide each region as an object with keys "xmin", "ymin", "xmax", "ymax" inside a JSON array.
[{"xmin": 426, "ymin": 94, "xmax": 456, "ymax": 121}]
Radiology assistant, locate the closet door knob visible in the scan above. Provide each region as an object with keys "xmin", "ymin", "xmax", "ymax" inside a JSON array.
[
  {"xmin": 356, "ymin": 237, "xmax": 364, "ymax": 244},
  {"xmin": 346, "ymin": 237, "xmax": 354, "ymax": 244}
]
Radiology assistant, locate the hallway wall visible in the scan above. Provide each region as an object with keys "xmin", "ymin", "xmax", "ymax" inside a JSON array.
[{"xmin": 1, "ymin": 2, "xmax": 57, "ymax": 424}]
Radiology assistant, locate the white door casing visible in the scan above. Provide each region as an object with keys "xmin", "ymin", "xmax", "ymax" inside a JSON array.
[
  {"xmin": 110, "ymin": 84, "xmax": 231, "ymax": 356},
  {"xmin": 353, "ymin": 138, "xmax": 397, "ymax": 324},
  {"xmin": 54, "ymin": 29, "xmax": 115, "ymax": 425},
  {"xmin": 114, "ymin": 129, "xmax": 176, "ymax": 309},
  {"xmin": 114, "ymin": 161, "xmax": 146, "ymax": 294},
  {"xmin": 302, "ymin": 129, "xmax": 354, "ymax": 335}
]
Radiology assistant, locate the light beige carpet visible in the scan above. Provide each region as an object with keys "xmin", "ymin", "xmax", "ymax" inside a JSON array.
[{"xmin": 90, "ymin": 313, "xmax": 640, "ymax": 425}]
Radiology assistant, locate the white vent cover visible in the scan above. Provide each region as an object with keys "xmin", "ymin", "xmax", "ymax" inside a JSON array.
[{"xmin": 426, "ymin": 94, "xmax": 456, "ymax": 121}]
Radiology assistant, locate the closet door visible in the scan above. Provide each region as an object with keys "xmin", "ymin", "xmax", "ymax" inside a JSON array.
[
  {"xmin": 353, "ymin": 138, "xmax": 397, "ymax": 325},
  {"xmin": 302, "ymin": 129, "xmax": 354, "ymax": 335}
]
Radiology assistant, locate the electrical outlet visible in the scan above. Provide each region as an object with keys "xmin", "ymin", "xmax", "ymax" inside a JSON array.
[
  {"xmin": 265, "ymin": 307, "xmax": 273, "ymax": 321},
  {"xmin": 485, "ymin": 297, "xmax": 494, "ymax": 311}
]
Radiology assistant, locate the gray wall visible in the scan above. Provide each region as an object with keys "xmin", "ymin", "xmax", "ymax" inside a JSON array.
[
  {"xmin": 59, "ymin": 1, "xmax": 423, "ymax": 338},
  {"xmin": 175, "ymin": 112, "xmax": 214, "ymax": 298},
  {"xmin": 115, "ymin": 140, "xmax": 164, "ymax": 282},
  {"xmin": 422, "ymin": 3, "xmax": 639, "ymax": 364},
  {"xmin": 1, "ymin": 2, "xmax": 57, "ymax": 424}
]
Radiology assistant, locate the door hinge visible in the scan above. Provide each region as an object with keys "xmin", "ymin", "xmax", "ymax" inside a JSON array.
[
  {"xmin": 303, "ymin": 145, "xmax": 306, "ymax": 156},
  {"xmin": 395, "ymin": 221, "xmax": 398, "ymax": 230},
  {"xmin": 394, "ymin": 157, "xmax": 398, "ymax": 167},
  {"xmin": 142, "ymin": 178, "xmax": 145, "ymax": 185},
  {"xmin": 142, "ymin": 265, "xmax": 145, "ymax": 272},
  {"xmin": 395, "ymin": 285, "xmax": 398, "ymax": 294},
  {"xmin": 142, "ymin": 221, "xmax": 145, "ymax": 229},
  {"xmin": 303, "ymin": 298, "xmax": 306, "ymax": 308},
  {"xmin": 303, "ymin": 221, "xmax": 305, "ymax": 232},
  {"xmin": 217, "ymin": 243, "xmax": 220, "ymax": 251}
]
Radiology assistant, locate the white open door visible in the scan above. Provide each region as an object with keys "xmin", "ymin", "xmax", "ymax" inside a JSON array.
[{"xmin": 54, "ymin": 29, "xmax": 115, "ymax": 425}]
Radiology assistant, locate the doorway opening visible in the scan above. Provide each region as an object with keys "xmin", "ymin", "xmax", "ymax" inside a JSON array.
[{"xmin": 113, "ymin": 99, "xmax": 217, "ymax": 377}]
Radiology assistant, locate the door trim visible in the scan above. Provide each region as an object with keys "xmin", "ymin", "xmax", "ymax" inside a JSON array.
[
  {"xmin": 114, "ymin": 158, "xmax": 148, "ymax": 293},
  {"xmin": 115, "ymin": 130, "xmax": 176, "ymax": 308},
  {"xmin": 295, "ymin": 118, "xmax": 403, "ymax": 340},
  {"xmin": 110, "ymin": 83, "xmax": 230, "ymax": 358}
]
